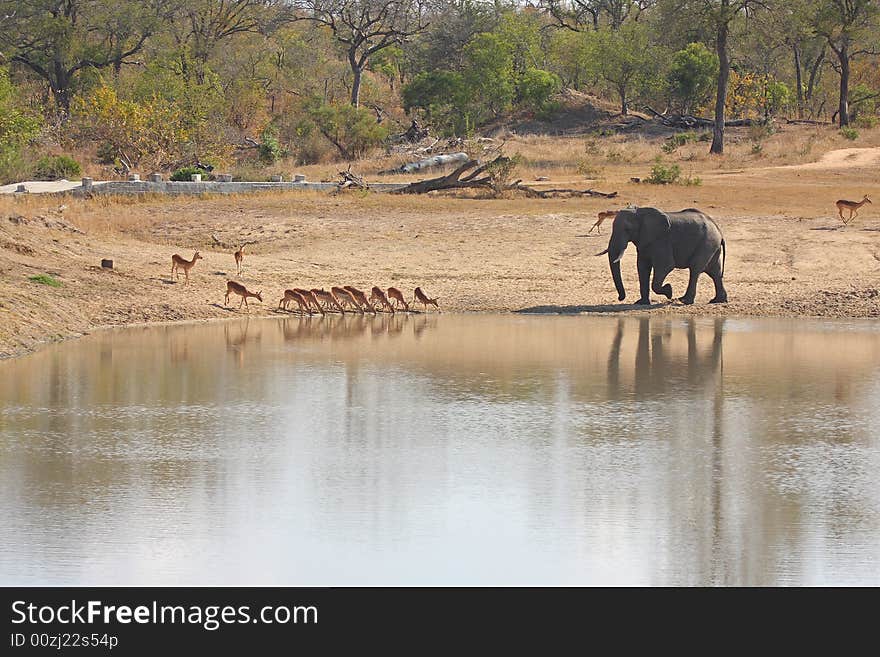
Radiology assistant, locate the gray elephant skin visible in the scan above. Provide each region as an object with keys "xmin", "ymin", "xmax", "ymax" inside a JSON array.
[{"xmin": 598, "ymin": 207, "xmax": 728, "ymax": 305}]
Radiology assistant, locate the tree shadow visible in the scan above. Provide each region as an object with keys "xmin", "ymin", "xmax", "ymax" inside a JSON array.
[
  {"xmin": 809, "ymin": 226, "xmax": 844, "ymax": 231},
  {"xmin": 516, "ymin": 302, "xmax": 667, "ymax": 314}
]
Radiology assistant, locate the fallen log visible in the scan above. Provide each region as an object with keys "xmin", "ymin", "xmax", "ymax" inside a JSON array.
[
  {"xmin": 509, "ymin": 183, "xmax": 618, "ymax": 199},
  {"xmin": 643, "ymin": 106, "xmax": 755, "ymax": 128},
  {"xmin": 335, "ymin": 166, "xmax": 369, "ymax": 191},
  {"xmin": 379, "ymin": 152, "xmax": 469, "ymax": 175},
  {"xmin": 391, "ymin": 158, "xmax": 499, "ymax": 194}
]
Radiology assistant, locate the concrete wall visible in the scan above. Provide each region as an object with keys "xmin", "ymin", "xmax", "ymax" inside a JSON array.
[{"xmin": 74, "ymin": 180, "xmax": 408, "ymax": 197}]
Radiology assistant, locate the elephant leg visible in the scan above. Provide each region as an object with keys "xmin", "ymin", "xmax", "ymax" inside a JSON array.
[
  {"xmin": 651, "ymin": 262, "xmax": 674, "ymax": 300},
  {"xmin": 635, "ymin": 254, "xmax": 652, "ymax": 305},
  {"xmin": 706, "ymin": 255, "xmax": 728, "ymax": 303},
  {"xmin": 679, "ymin": 268, "xmax": 701, "ymax": 305}
]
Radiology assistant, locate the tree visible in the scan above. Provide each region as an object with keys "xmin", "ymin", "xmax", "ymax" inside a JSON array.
[
  {"xmin": 170, "ymin": 0, "xmax": 273, "ymax": 84},
  {"xmin": 812, "ymin": 0, "xmax": 879, "ymax": 126},
  {"xmin": 540, "ymin": 1, "xmax": 657, "ymax": 31},
  {"xmin": 667, "ymin": 42, "xmax": 718, "ymax": 113},
  {"xmin": 584, "ymin": 22, "xmax": 658, "ymax": 114},
  {"xmin": 665, "ymin": 0, "xmax": 764, "ymax": 154},
  {"xmin": 0, "ymin": 0, "xmax": 166, "ymax": 115},
  {"xmin": 294, "ymin": 0, "xmax": 429, "ymax": 107}
]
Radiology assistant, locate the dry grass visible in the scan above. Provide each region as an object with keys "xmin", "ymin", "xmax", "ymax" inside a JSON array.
[{"xmin": 2, "ymin": 124, "xmax": 880, "ymax": 360}]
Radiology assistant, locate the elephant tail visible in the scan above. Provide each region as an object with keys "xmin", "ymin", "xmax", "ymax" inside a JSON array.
[{"xmin": 721, "ymin": 239, "xmax": 726, "ymax": 278}]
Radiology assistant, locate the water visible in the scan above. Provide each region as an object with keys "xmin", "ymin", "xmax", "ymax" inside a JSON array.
[{"xmin": 1, "ymin": 314, "xmax": 879, "ymax": 586}]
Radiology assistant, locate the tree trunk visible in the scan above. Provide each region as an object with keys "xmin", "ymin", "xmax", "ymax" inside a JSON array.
[
  {"xmin": 620, "ymin": 86, "xmax": 628, "ymax": 115},
  {"xmin": 793, "ymin": 44, "xmax": 804, "ymax": 119},
  {"xmin": 836, "ymin": 43, "xmax": 850, "ymax": 127},
  {"xmin": 710, "ymin": 20, "xmax": 730, "ymax": 155},
  {"xmin": 50, "ymin": 61, "xmax": 71, "ymax": 117},
  {"xmin": 349, "ymin": 49, "xmax": 363, "ymax": 108}
]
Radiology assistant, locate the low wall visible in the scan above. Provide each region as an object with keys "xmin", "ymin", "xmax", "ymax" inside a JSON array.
[{"xmin": 73, "ymin": 180, "xmax": 408, "ymax": 197}]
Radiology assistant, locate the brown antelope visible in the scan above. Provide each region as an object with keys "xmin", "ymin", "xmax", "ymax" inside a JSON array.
[
  {"xmin": 331, "ymin": 286, "xmax": 363, "ymax": 313},
  {"xmin": 294, "ymin": 288, "xmax": 325, "ymax": 315},
  {"xmin": 225, "ymin": 280, "xmax": 262, "ymax": 310},
  {"xmin": 589, "ymin": 210, "xmax": 618, "ymax": 234},
  {"xmin": 370, "ymin": 286, "xmax": 395, "ymax": 314},
  {"xmin": 170, "ymin": 251, "xmax": 202, "ymax": 283},
  {"xmin": 836, "ymin": 195, "xmax": 872, "ymax": 225},
  {"xmin": 279, "ymin": 289, "xmax": 310, "ymax": 313},
  {"xmin": 233, "ymin": 244, "xmax": 245, "ymax": 274},
  {"xmin": 413, "ymin": 287, "xmax": 440, "ymax": 312},
  {"xmin": 344, "ymin": 286, "xmax": 375, "ymax": 313},
  {"xmin": 312, "ymin": 288, "xmax": 346, "ymax": 313},
  {"xmin": 387, "ymin": 287, "xmax": 410, "ymax": 312}
]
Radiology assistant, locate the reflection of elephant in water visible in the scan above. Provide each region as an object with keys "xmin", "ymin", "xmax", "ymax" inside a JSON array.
[
  {"xmin": 606, "ymin": 317, "xmax": 725, "ymax": 397},
  {"xmin": 598, "ymin": 207, "xmax": 728, "ymax": 305}
]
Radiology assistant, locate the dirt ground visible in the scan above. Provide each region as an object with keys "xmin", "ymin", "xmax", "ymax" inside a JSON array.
[{"xmin": 1, "ymin": 139, "xmax": 879, "ymax": 360}]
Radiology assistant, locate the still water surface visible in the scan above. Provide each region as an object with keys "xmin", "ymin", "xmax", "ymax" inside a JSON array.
[{"xmin": 1, "ymin": 314, "xmax": 879, "ymax": 585}]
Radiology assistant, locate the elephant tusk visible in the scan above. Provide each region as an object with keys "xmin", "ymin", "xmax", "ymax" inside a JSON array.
[{"xmin": 594, "ymin": 248, "xmax": 608, "ymax": 256}]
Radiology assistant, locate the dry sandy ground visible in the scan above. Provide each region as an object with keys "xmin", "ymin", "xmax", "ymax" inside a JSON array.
[{"xmin": 1, "ymin": 146, "xmax": 879, "ymax": 359}]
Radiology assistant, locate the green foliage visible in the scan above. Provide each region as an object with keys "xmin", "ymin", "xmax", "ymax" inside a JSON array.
[
  {"xmin": 34, "ymin": 155, "xmax": 82, "ymax": 180},
  {"xmin": 29, "ymin": 274, "xmax": 62, "ymax": 288},
  {"xmin": 258, "ymin": 127, "xmax": 286, "ymax": 164},
  {"xmin": 463, "ymin": 33, "xmax": 516, "ymax": 119},
  {"xmin": 170, "ymin": 165, "xmax": 210, "ymax": 181},
  {"xmin": 646, "ymin": 159, "xmax": 682, "ymax": 184},
  {"xmin": 839, "ymin": 127, "xmax": 859, "ymax": 140},
  {"xmin": 402, "ymin": 71, "xmax": 470, "ymax": 135},
  {"xmin": 516, "ymin": 69, "xmax": 562, "ymax": 112},
  {"xmin": 484, "ymin": 154, "xmax": 522, "ymax": 195},
  {"xmin": 308, "ymin": 103, "xmax": 389, "ymax": 159},
  {"xmin": 661, "ymin": 131, "xmax": 699, "ymax": 153},
  {"xmin": 667, "ymin": 43, "xmax": 718, "ymax": 114},
  {"xmin": 583, "ymin": 23, "xmax": 662, "ymax": 114},
  {"xmin": 0, "ymin": 68, "xmax": 43, "ymax": 184}
]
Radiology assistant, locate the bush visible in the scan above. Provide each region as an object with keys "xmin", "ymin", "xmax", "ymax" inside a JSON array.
[
  {"xmin": 646, "ymin": 160, "xmax": 681, "ymax": 184},
  {"xmin": 516, "ymin": 68, "xmax": 562, "ymax": 112},
  {"xmin": 839, "ymin": 127, "xmax": 859, "ymax": 141},
  {"xmin": 33, "ymin": 155, "xmax": 82, "ymax": 180},
  {"xmin": 170, "ymin": 165, "xmax": 211, "ymax": 181},
  {"xmin": 661, "ymin": 131, "xmax": 698, "ymax": 153},
  {"xmin": 258, "ymin": 127, "xmax": 286, "ymax": 164},
  {"xmin": 855, "ymin": 116, "xmax": 878, "ymax": 129},
  {"xmin": 29, "ymin": 274, "xmax": 62, "ymax": 287}
]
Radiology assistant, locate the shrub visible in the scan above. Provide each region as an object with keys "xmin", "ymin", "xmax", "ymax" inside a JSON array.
[
  {"xmin": 576, "ymin": 161, "xmax": 605, "ymax": 179},
  {"xmin": 33, "ymin": 155, "xmax": 82, "ymax": 180},
  {"xmin": 170, "ymin": 165, "xmax": 211, "ymax": 181},
  {"xmin": 516, "ymin": 68, "xmax": 562, "ymax": 112},
  {"xmin": 661, "ymin": 131, "xmax": 698, "ymax": 153},
  {"xmin": 855, "ymin": 116, "xmax": 877, "ymax": 129},
  {"xmin": 646, "ymin": 158, "xmax": 681, "ymax": 184},
  {"xmin": 258, "ymin": 127, "xmax": 286, "ymax": 164},
  {"xmin": 29, "ymin": 274, "xmax": 62, "ymax": 287},
  {"xmin": 839, "ymin": 127, "xmax": 859, "ymax": 141}
]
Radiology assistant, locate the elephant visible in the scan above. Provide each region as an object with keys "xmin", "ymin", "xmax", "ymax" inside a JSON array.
[{"xmin": 597, "ymin": 206, "xmax": 728, "ymax": 305}]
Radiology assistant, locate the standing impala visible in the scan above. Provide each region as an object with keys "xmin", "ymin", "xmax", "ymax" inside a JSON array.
[
  {"xmin": 170, "ymin": 251, "xmax": 202, "ymax": 283},
  {"xmin": 225, "ymin": 280, "xmax": 262, "ymax": 310},
  {"xmin": 836, "ymin": 195, "xmax": 871, "ymax": 225}
]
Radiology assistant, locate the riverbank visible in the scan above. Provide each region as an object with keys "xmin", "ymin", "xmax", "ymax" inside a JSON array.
[{"xmin": 2, "ymin": 145, "xmax": 879, "ymax": 359}]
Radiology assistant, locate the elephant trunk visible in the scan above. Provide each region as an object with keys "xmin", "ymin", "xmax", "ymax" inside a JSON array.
[{"xmin": 610, "ymin": 253, "xmax": 626, "ymax": 301}]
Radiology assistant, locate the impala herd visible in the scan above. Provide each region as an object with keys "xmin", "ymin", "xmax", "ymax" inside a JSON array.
[
  {"xmin": 170, "ymin": 248, "xmax": 440, "ymax": 314},
  {"xmin": 172, "ymin": 191, "xmax": 871, "ymax": 314}
]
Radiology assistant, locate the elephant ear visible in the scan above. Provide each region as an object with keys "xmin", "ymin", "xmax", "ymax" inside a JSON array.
[{"xmin": 636, "ymin": 207, "xmax": 671, "ymax": 246}]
